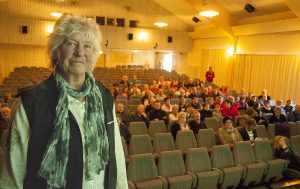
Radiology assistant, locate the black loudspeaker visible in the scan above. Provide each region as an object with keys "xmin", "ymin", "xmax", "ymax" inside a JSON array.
[
  {"xmin": 96, "ymin": 16, "xmax": 105, "ymax": 25},
  {"xmin": 129, "ymin": 20, "xmax": 137, "ymax": 28},
  {"xmin": 167, "ymin": 36, "xmax": 172, "ymax": 43},
  {"xmin": 128, "ymin": 33, "xmax": 133, "ymax": 40},
  {"xmin": 244, "ymin": 3, "xmax": 255, "ymax": 13},
  {"xmin": 116, "ymin": 18, "xmax": 125, "ymax": 27},
  {"xmin": 192, "ymin": 17, "xmax": 200, "ymax": 23},
  {"xmin": 21, "ymin": 26, "xmax": 28, "ymax": 34}
]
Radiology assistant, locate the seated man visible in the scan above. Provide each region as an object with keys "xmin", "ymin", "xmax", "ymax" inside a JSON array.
[
  {"xmin": 129, "ymin": 104, "xmax": 150, "ymax": 128},
  {"xmin": 115, "ymin": 102, "xmax": 130, "ymax": 126},
  {"xmin": 284, "ymin": 100, "xmax": 294, "ymax": 114},
  {"xmin": 148, "ymin": 100, "xmax": 167, "ymax": 123},
  {"xmin": 239, "ymin": 119, "xmax": 257, "ymax": 143},
  {"xmin": 275, "ymin": 99, "xmax": 286, "ymax": 116},
  {"xmin": 188, "ymin": 111, "xmax": 206, "ymax": 134},
  {"xmin": 270, "ymin": 106, "xmax": 287, "ymax": 124},
  {"xmin": 191, "ymin": 96, "xmax": 201, "ymax": 110},
  {"xmin": 288, "ymin": 104, "xmax": 300, "ymax": 122},
  {"xmin": 0, "ymin": 106, "xmax": 11, "ymax": 139},
  {"xmin": 200, "ymin": 103, "xmax": 212, "ymax": 121}
]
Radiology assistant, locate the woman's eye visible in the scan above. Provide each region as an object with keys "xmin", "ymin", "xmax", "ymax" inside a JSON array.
[
  {"xmin": 84, "ymin": 44, "xmax": 93, "ymax": 49},
  {"xmin": 67, "ymin": 41, "xmax": 77, "ymax": 46}
]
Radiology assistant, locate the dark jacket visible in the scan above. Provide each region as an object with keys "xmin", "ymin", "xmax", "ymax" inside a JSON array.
[
  {"xmin": 239, "ymin": 127, "xmax": 257, "ymax": 141},
  {"xmin": 20, "ymin": 75, "xmax": 117, "ymax": 189}
]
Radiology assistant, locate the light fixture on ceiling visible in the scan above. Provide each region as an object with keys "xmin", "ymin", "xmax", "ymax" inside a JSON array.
[
  {"xmin": 199, "ymin": 0, "xmax": 219, "ymax": 18},
  {"xmin": 50, "ymin": 12, "xmax": 63, "ymax": 18},
  {"xmin": 199, "ymin": 10, "xmax": 219, "ymax": 17},
  {"xmin": 154, "ymin": 22, "xmax": 168, "ymax": 27}
]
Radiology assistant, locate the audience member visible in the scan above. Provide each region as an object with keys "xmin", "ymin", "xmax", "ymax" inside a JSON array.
[
  {"xmin": 0, "ymin": 106, "xmax": 11, "ymax": 139},
  {"xmin": 212, "ymin": 104, "xmax": 223, "ymax": 123},
  {"xmin": 245, "ymin": 108, "xmax": 268, "ymax": 128},
  {"xmin": 185, "ymin": 105, "xmax": 194, "ymax": 121},
  {"xmin": 200, "ymin": 103, "xmax": 212, "ymax": 121},
  {"xmin": 112, "ymin": 83, "xmax": 120, "ymax": 99},
  {"xmin": 120, "ymin": 75, "xmax": 130, "ymax": 86},
  {"xmin": 239, "ymin": 119, "xmax": 257, "ymax": 143},
  {"xmin": 248, "ymin": 96, "xmax": 260, "ymax": 111},
  {"xmin": 191, "ymin": 96, "xmax": 201, "ymax": 110},
  {"xmin": 171, "ymin": 112, "xmax": 189, "ymax": 139},
  {"xmin": 150, "ymin": 80, "xmax": 160, "ymax": 93},
  {"xmin": 145, "ymin": 98, "xmax": 155, "ymax": 114},
  {"xmin": 129, "ymin": 104, "xmax": 150, "ymax": 127},
  {"xmin": 168, "ymin": 105, "xmax": 179, "ymax": 122},
  {"xmin": 270, "ymin": 106, "xmax": 287, "ymax": 124},
  {"xmin": 199, "ymin": 87, "xmax": 209, "ymax": 102},
  {"xmin": 130, "ymin": 83, "xmax": 141, "ymax": 96},
  {"xmin": 284, "ymin": 100, "xmax": 294, "ymax": 114},
  {"xmin": 178, "ymin": 96, "xmax": 186, "ymax": 111},
  {"xmin": 288, "ymin": 104, "xmax": 300, "ymax": 122},
  {"xmin": 121, "ymin": 86, "xmax": 129, "ymax": 99},
  {"xmin": 129, "ymin": 75, "xmax": 141, "ymax": 85},
  {"xmin": 218, "ymin": 116, "xmax": 243, "ymax": 148},
  {"xmin": 258, "ymin": 89, "xmax": 271, "ymax": 103},
  {"xmin": 275, "ymin": 99, "xmax": 286, "ymax": 116},
  {"xmin": 161, "ymin": 97, "xmax": 172, "ymax": 113},
  {"xmin": 236, "ymin": 96, "xmax": 249, "ymax": 111},
  {"xmin": 115, "ymin": 102, "xmax": 130, "ymax": 126},
  {"xmin": 116, "ymin": 116, "xmax": 131, "ymax": 145},
  {"xmin": 148, "ymin": 100, "xmax": 167, "ymax": 123},
  {"xmin": 274, "ymin": 135, "xmax": 300, "ymax": 172},
  {"xmin": 221, "ymin": 100, "xmax": 240, "ymax": 119},
  {"xmin": 155, "ymin": 89, "xmax": 166, "ymax": 101},
  {"xmin": 188, "ymin": 111, "xmax": 206, "ymax": 134},
  {"xmin": 261, "ymin": 100, "xmax": 274, "ymax": 114}
]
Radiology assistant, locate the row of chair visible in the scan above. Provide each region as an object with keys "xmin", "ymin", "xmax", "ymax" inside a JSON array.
[{"xmin": 127, "ymin": 139, "xmax": 291, "ymax": 189}]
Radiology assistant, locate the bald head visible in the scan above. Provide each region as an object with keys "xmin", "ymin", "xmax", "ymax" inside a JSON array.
[{"xmin": 1, "ymin": 106, "xmax": 11, "ymax": 120}]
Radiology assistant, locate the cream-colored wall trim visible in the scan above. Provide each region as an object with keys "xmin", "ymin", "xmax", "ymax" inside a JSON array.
[{"xmin": 232, "ymin": 18, "xmax": 300, "ymax": 36}]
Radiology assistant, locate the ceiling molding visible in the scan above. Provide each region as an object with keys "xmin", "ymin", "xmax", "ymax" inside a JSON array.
[
  {"xmin": 232, "ymin": 18, "xmax": 300, "ymax": 36},
  {"xmin": 238, "ymin": 11, "xmax": 296, "ymax": 25},
  {"xmin": 188, "ymin": 27, "xmax": 228, "ymax": 39},
  {"xmin": 283, "ymin": 0, "xmax": 300, "ymax": 18}
]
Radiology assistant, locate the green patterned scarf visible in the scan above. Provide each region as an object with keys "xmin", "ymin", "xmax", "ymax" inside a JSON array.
[{"xmin": 38, "ymin": 71, "xmax": 109, "ymax": 189}]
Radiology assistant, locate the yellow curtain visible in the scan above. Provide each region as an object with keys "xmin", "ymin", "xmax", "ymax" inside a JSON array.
[
  {"xmin": 231, "ymin": 54, "xmax": 300, "ymax": 104},
  {"xmin": 200, "ymin": 49, "xmax": 233, "ymax": 86}
]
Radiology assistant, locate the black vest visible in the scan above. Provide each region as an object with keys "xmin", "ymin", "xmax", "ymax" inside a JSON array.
[{"xmin": 20, "ymin": 75, "xmax": 117, "ymax": 189}]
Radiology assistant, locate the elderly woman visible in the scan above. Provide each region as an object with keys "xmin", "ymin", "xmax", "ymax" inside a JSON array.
[
  {"xmin": 0, "ymin": 15, "xmax": 127, "ymax": 189},
  {"xmin": 218, "ymin": 116, "xmax": 243, "ymax": 148},
  {"xmin": 171, "ymin": 112, "xmax": 189, "ymax": 139}
]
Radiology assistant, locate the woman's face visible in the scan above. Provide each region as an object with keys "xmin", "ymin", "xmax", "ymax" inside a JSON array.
[
  {"xmin": 278, "ymin": 138, "xmax": 285, "ymax": 147},
  {"xmin": 57, "ymin": 33, "xmax": 95, "ymax": 77},
  {"xmin": 224, "ymin": 119, "xmax": 233, "ymax": 129}
]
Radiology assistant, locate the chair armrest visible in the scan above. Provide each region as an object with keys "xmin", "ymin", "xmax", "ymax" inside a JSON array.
[
  {"xmin": 235, "ymin": 164, "xmax": 247, "ymax": 179},
  {"xmin": 127, "ymin": 180, "xmax": 136, "ymax": 189},
  {"xmin": 158, "ymin": 176, "xmax": 168, "ymax": 189},
  {"xmin": 187, "ymin": 171, "xmax": 197, "ymax": 188},
  {"xmin": 212, "ymin": 168, "xmax": 223, "ymax": 184}
]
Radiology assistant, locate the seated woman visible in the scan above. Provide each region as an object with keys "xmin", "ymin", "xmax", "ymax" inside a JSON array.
[
  {"xmin": 248, "ymin": 96, "xmax": 261, "ymax": 111},
  {"xmin": 161, "ymin": 97, "xmax": 172, "ymax": 113},
  {"xmin": 171, "ymin": 112, "xmax": 189, "ymax": 140},
  {"xmin": 168, "ymin": 105, "xmax": 179, "ymax": 122},
  {"xmin": 261, "ymin": 100, "xmax": 274, "ymax": 114},
  {"xmin": 274, "ymin": 135, "xmax": 300, "ymax": 176},
  {"xmin": 218, "ymin": 116, "xmax": 243, "ymax": 148},
  {"xmin": 178, "ymin": 96, "xmax": 186, "ymax": 112}
]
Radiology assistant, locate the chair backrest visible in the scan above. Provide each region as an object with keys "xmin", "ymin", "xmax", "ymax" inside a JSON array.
[
  {"xmin": 129, "ymin": 99, "xmax": 141, "ymax": 105},
  {"xmin": 204, "ymin": 117, "xmax": 219, "ymax": 131},
  {"xmin": 127, "ymin": 153, "xmax": 158, "ymax": 182},
  {"xmin": 256, "ymin": 125, "xmax": 268, "ymax": 139},
  {"xmin": 153, "ymin": 133, "xmax": 175, "ymax": 153},
  {"xmin": 267, "ymin": 123, "xmax": 276, "ymax": 140},
  {"xmin": 254, "ymin": 140, "xmax": 274, "ymax": 161},
  {"xmin": 129, "ymin": 122, "xmax": 147, "ymax": 135},
  {"xmin": 168, "ymin": 120, "xmax": 177, "ymax": 132},
  {"xmin": 211, "ymin": 144, "xmax": 235, "ymax": 169},
  {"xmin": 175, "ymin": 130, "xmax": 197, "ymax": 152},
  {"xmin": 121, "ymin": 137, "xmax": 128, "ymax": 157},
  {"xmin": 129, "ymin": 135, "xmax": 153, "ymax": 155},
  {"xmin": 234, "ymin": 116, "xmax": 244, "ymax": 127},
  {"xmin": 289, "ymin": 122, "xmax": 299, "ymax": 136},
  {"xmin": 170, "ymin": 98, "xmax": 179, "ymax": 105},
  {"xmin": 128, "ymin": 105, "xmax": 139, "ymax": 114},
  {"xmin": 290, "ymin": 135, "xmax": 300, "ymax": 155},
  {"xmin": 158, "ymin": 150, "xmax": 186, "ymax": 177},
  {"xmin": 148, "ymin": 120, "xmax": 167, "ymax": 139},
  {"xmin": 185, "ymin": 147, "xmax": 212, "ymax": 172},
  {"xmin": 233, "ymin": 141, "xmax": 256, "ymax": 164},
  {"xmin": 197, "ymin": 128, "xmax": 216, "ymax": 148}
]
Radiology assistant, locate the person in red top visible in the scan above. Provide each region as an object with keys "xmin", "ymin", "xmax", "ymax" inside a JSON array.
[
  {"xmin": 221, "ymin": 100, "xmax": 240, "ymax": 119},
  {"xmin": 205, "ymin": 66, "xmax": 215, "ymax": 84}
]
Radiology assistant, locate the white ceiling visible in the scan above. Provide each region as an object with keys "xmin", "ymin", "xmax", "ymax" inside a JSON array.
[{"xmin": 1, "ymin": 0, "xmax": 300, "ymax": 36}]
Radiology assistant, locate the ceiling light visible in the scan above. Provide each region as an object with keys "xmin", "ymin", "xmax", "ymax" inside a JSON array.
[
  {"xmin": 199, "ymin": 10, "xmax": 219, "ymax": 18},
  {"xmin": 50, "ymin": 12, "xmax": 63, "ymax": 18},
  {"xmin": 154, "ymin": 22, "xmax": 168, "ymax": 27}
]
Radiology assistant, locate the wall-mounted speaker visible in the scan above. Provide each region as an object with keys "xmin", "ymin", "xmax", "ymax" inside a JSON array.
[
  {"xmin": 128, "ymin": 33, "xmax": 133, "ymax": 40},
  {"xmin": 129, "ymin": 20, "xmax": 137, "ymax": 28},
  {"xmin": 167, "ymin": 36, "xmax": 172, "ymax": 43},
  {"xmin": 116, "ymin": 18, "xmax": 125, "ymax": 27},
  {"xmin": 244, "ymin": 3, "xmax": 255, "ymax": 13},
  {"xmin": 96, "ymin": 16, "xmax": 105, "ymax": 25},
  {"xmin": 192, "ymin": 17, "xmax": 200, "ymax": 23},
  {"xmin": 21, "ymin": 26, "xmax": 28, "ymax": 34}
]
